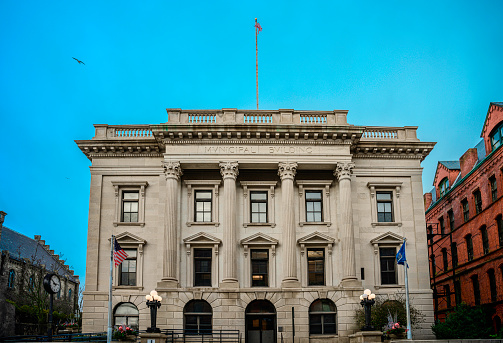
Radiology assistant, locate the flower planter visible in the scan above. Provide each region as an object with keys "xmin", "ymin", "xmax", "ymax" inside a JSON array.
[{"xmin": 388, "ymin": 333, "xmax": 405, "ymax": 340}]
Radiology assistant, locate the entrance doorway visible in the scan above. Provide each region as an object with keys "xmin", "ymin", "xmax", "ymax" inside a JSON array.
[{"xmin": 245, "ymin": 300, "xmax": 276, "ymax": 343}]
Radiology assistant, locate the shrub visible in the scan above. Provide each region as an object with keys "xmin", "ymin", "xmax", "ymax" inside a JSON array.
[{"xmin": 432, "ymin": 303, "xmax": 491, "ymax": 339}]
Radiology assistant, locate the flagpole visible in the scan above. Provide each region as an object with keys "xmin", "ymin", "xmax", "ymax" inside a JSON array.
[
  {"xmin": 107, "ymin": 235, "xmax": 114, "ymax": 343},
  {"xmin": 255, "ymin": 18, "xmax": 259, "ymax": 110},
  {"xmin": 404, "ymin": 238, "xmax": 412, "ymax": 339}
]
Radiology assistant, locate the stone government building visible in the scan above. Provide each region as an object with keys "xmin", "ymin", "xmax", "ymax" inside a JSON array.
[{"xmin": 76, "ymin": 109, "xmax": 436, "ymax": 342}]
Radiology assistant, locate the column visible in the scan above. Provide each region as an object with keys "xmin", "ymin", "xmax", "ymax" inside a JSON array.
[
  {"xmin": 159, "ymin": 161, "xmax": 183, "ymax": 288},
  {"xmin": 220, "ymin": 161, "xmax": 239, "ymax": 287},
  {"xmin": 279, "ymin": 162, "xmax": 301, "ymax": 288},
  {"xmin": 335, "ymin": 162, "xmax": 358, "ymax": 284}
]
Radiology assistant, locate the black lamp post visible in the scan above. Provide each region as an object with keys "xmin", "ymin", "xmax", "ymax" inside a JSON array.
[
  {"xmin": 145, "ymin": 290, "xmax": 162, "ymax": 333},
  {"xmin": 360, "ymin": 289, "xmax": 376, "ymax": 331}
]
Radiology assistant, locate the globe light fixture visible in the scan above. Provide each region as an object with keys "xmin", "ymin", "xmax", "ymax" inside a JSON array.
[
  {"xmin": 146, "ymin": 290, "xmax": 162, "ymax": 333},
  {"xmin": 360, "ymin": 289, "xmax": 376, "ymax": 331}
]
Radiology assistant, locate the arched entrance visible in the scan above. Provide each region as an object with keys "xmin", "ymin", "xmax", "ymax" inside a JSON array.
[{"xmin": 245, "ymin": 300, "xmax": 276, "ymax": 343}]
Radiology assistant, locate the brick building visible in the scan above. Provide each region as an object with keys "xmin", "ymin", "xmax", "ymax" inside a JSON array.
[{"xmin": 424, "ymin": 102, "xmax": 503, "ymax": 332}]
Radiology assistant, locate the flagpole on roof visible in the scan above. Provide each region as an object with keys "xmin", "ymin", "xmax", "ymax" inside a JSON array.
[
  {"xmin": 107, "ymin": 235, "xmax": 114, "ymax": 343},
  {"xmin": 255, "ymin": 18, "xmax": 260, "ymax": 110}
]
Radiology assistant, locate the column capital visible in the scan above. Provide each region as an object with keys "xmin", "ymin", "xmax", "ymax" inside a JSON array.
[
  {"xmin": 162, "ymin": 161, "xmax": 183, "ymax": 180},
  {"xmin": 278, "ymin": 162, "xmax": 298, "ymax": 181},
  {"xmin": 219, "ymin": 161, "xmax": 239, "ymax": 180},
  {"xmin": 334, "ymin": 162, "xmax": 355, "ymax": 181}
]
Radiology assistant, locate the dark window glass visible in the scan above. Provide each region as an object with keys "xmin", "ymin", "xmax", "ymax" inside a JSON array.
[
  {"xmin": 466, "ymin": 235, "xmax": 474, "ymax": 261},
  {"xmin": 184, "ymin": 300, "xmax": 212, "ymax": 334},
  {"xmin": 489, "ymin": 269, "xmax": 497, "ymax": 302},
  {"xmin": 472, "ymin": 275, "xmax": 480, "ymax": 305},
  {"xmin": 250, "ymin": 191, "xmax": 268, "ymax": 223},
  {"xmin": 442, "ymin": 249, "xmax": 448, "ymax": 272},
  {"xmin": 490, "ymin": 176, "xmax": 498, "ymax": 202},
  {"xmin": 306, "ymin": 191, "xmax": 323, "ymax": 222},
  {"xmin": 195, "ymin": 191, "xmax": 212, "ymax": 222},
  {"xmin": 481, "ymin": 226, "xmax": 489, "ymax": 255},
  {"xmin": 119, "ymin": 249, "xmax": 137, "ymax": 286},
  {"xmin": 8, "ymin": 270, "xmax": 15, "ymax": 289},
  {"xmin": 308, "ymin": 249, "xmax": 325, "ymax": 286},
  {"xmin": 122, "ymin": 191, "xmax": 139, "ymax": 222},
  {"xmin": 498, "ymin": 216, "xmax": 503, "ymax": 247},
  {"xmin": 28, "ymin": 275, "xmax": 34, "ymax": 290},
  {"xmin": 380, "ymin": 248, "xmax": 397, "ymax": 285},
  {"xmin": 474, "ymin": 190, "xmax": 482, "ymax": 215},
  {"xmin": 451, "ymin": 243, "xmax": 458, "ymax": 267},
  {"xmin": 439, "ymin": 217, "xmax": 445, "ymax": 235},
  {"xmin": 376, "ymin": 192, "xmax": 393, "ymax": 222},
  {"xmin": 444, "ymin": 285, "xmax": 451, "ymax": 308},
  {"xmin": 194, "ymin": 249, "xmax": 212, "ymax": 287},
  {"xmin": 68, "ymin": 289, "xmax": 72, "ymax": 300},
  {"xmin": 490, "ymin": 121, "xmax": 503, "ymax": 151},
  {"xmin": 251, "ymin": 249, "xmax": 268, "ymax": 287},
  {"xmin": 309, "ymin": 299, "xmax": 336, "ymax": 335},
  {"xmin": 454, "ymin": 280, "xmax": 462, "ymax": 305},
  {"xmin": 462, "ymin": 199, "xmax": 470, "ymax": 222},
  {"xmin": 431, "ymin": 255, "xmax": 436, "ymax": 275},
  {"xmin": 439, "ymin": 178, "xmax": 449, "ymax": 197},
  {"xmin": 448, "ymin": 210, "xmax": 455, "ymax": 231}
]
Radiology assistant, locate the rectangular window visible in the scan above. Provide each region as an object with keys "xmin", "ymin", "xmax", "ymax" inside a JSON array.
[
  {"xmin": 119, "ymin": 249, "xmax": 137, "ymax": 286},
  {"xmin": 380, "ymin": 248, "xmax": 397, "ymax": 285},
  {"xmin": 305, "ymin": 191, "xmax": 323, "ymax": 222},
  {"xmin": 439, "ymin": 217, "xmax": 445, "ymax": 235},
  {"xmin": 451, "ymin": 243, "xmax": 458, "ymax": 267},
  {"xmin": 307, "ymin": 249, "xmax": 325, "ymax": 286},
  {"xmin": 251, "ymin": 249, "xmax": 269, "ymax": 287},
  {"xmin": 474, "ymin": 190, "xmax": 482, "ymax": 215},
  {"xmin": 481, "ymin": 226, "xmax": 489, "ymax": 255},
  {"xmin": 472, "ymin": 275, "xmax": 480, "ymax": 305},
  {"xmin": 444, "ymin": 285, "xmax": 451, "ymax": 308},
  {"xmin": 442, "ymin": 249, "xmax": 448, "ymax": 272},
  {"xmin": 250, "ymin": 191, "xmax": 268, "ymax": 223},
  {"xmin": 466, "ymin": 235, "xmax": 474, "ymax": 261},
  {"xmin": 448, "ymin": 210, "xmax": 455, "ymax": 232},
  {"xmin": 490, "ymin": 176, "xmax": 498, "ymax": 202},
  {"xmin": 462, "ymin": 199, "xmax": 469, "ymax": 222},
  {"xmin": 195, "ymin": 191, "xmax": 212, "ymax": 222},
  {"xmin": 122, "ymin": 191, "xmax": 139, "ymax": 222},
  {"xmin": 194, "ymin": 248, "xmax": 212, "ymax": 286},
  {"xmin": 454, "ymin": 280, "xmax": 462, "ymax": 305},
  {"xmin": 489, "ymin": 270, "xmax": 497, "ymax": 302},
  {"xmin": 376, "ymin": 192, "xmax": 393, "ymax": 222},
  {"xmin": 498, "ymin": 216, "xmax": 503, "ymax": 247}
]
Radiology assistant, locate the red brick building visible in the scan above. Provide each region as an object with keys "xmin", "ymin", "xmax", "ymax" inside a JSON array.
[{"xmin": 424, "ymin": 102, "xmax": 503, "ymax": 332}]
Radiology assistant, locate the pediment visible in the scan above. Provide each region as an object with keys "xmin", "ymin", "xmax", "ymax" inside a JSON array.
[
  {"xmin": 297, "ymin": 231, "xmax": 336, "ymax": 245},
  {"xmin": 183, "ymin": 232, "xmax": 222, "ymax": 245},
  {"xmin": 370, "ymin": 231, "xmax": 404, "ymax": 245},
  {"xmin": 240, "ymin": 232, "xmax": 278, "ymax": 246},
  {"xmin": 111, "ymin": 232, "xmax": 146, "ymax": 245}
]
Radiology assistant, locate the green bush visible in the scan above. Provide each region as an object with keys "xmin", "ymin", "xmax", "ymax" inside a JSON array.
[{"xmin": 432, "ymin": 303, "xmax": 491, "ymax": 339}]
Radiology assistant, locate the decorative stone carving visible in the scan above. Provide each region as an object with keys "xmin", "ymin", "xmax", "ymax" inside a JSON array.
[
  {"xmin": 219, "ymin": 162, "xmax": 239, "ymax": 180},
  {"xmin": 334, "ymin": 162, "xmax": 355, "ymax": 181},
  {"xmin": 278, "ymin": 162, "xmax": 298, "ymax": 180},
  {"xmin": 162, "ymin": 161, "xmax": 183, "ymax": 180}
]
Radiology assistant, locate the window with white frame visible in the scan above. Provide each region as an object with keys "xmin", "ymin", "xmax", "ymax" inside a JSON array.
[
  {"xmin": 296, "ymin": 180, "xmax": 333, "ymax": 227},
  {"xmin": 185, "ymin": 180, "xmax": 221, "ymax": 227},
  {"xmin": 183, "ymin": 232, "xmax": 221, "ymax": 288},
  {"xmin": 112, "ymin": 232, "xmax": 146, "ymax": 290},
  {"xmin": 241, "ymin": 232, "xmax": 278, "ymax": 288},
  {"xmin": 112, "ymin": 181, "xmax": 148, "ymax": 227},
  {"xmin": 367, "ymin": 182, "xmax": 402, "ymax": 227},
  {"xmin": 240, "ymin": 181, "xmax": 277, "ymax": 227},
  {"xmin": 371, "ymin": 232, "xmax": 404, "ymax": 288},
  {"xmin": 298, "ymin": 232, "xmax": 335, "ymax": 287}
]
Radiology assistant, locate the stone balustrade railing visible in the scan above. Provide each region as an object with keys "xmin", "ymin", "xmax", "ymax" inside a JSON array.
[
  {"xmin": 361, "ymin": 126, "xmax": 418, "ymax": 141},
  {"xmin": 92, "ymin": 125, "xmax": 153, "ymax": 140}
]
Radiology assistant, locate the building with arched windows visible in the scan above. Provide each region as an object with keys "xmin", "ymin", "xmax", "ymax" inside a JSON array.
[
  {"xmin": 424, "ymin": 102, "xmax": 503, "ymax": 333},
  {"xmin": 77, "ymin": 108, "xmax": 436, "ymax": 342}
]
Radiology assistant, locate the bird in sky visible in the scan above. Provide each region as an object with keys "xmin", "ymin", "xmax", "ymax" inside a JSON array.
[{"xmin": 72, "ymin": 57, "xmax": 85, "ymax": 65}]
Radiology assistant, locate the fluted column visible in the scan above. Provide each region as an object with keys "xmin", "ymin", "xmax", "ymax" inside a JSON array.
[
  {"xmin": 160, "ymin": 161, "xmax": 183, "ymax": 288},
  {"xmin": 279, "ymin": 162, "xmax": 301, "ymax": 288},
  {"xmin": 335, "ymin": 162, "xmax": 358, "ymax": 284},
  {"xmin": 220, "ymin": 161, "xmax": 239, "ymax": 288}
]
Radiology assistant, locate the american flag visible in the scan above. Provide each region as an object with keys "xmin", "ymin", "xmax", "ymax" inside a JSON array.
[{"xmin": 113, "ymin": 238, "xmax": 128, "ymax": 267}]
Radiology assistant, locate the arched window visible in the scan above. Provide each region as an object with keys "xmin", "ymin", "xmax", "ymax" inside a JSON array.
[
  {"xmin": 8, "ymin": 270, "xmax": 15, "ymax": 288},
  {"xmin": 439, "ymin": 178, "xmax": 449, "ymax": 197},
  {"xmin": 490, "ymin": 121, "xmax": 503, "ymax": 151},
  {"xmin": 184, "ymin": 300, "xmax": 212, "ymax": 334},
  {"xmin": 114, "ymin": 302, "xmax": 139, "ymax": 330},
  {"xmin": 309, "ymin": 299, "xmax": 336, "ymax": 335}
]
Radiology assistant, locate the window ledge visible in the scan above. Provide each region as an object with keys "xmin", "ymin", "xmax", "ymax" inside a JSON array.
[
  {"xmin": 371, "ymin": 222, "xmax": 401, "ymax": 227},
  {"xmin": 300, "ymin": 222, "xmax": 331, "ymax": 227},
  {"xmin": 309, "ymin": 334, "xmax": 338, "ymax": 338},
  {"xmin": 112, "ymin": 286, "xmax": 144, "ymax": 291},
  {"xmin": 186, "ymin": 222, "xmax": 220, "ymax": 227},
  {"xmin": 244, "ymin": 222, "xmax": 276, "ymax": 228},
  {"xmin": 374, "ymin": 284, "xmax": 404, "ymax": 290},
  {"xmin": 114, "ymin": 222, "xmax": 145, "ymax": 227}
]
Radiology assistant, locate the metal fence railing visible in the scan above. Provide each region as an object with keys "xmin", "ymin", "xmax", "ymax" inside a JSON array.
[
  {"xmin": 0, "ymin": 332, "xmax": 107, "ymax": 342},
  {"xmin": 163, "ymin": 329, "xmax": 240, "ymax": 343}
]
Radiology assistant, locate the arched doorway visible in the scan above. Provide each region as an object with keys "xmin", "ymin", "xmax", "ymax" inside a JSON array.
[{"xmin": 245, "ymin": 300, "xmax": 276, "ymax": 343}]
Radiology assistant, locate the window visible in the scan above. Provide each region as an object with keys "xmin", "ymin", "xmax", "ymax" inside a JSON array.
[
  {"xmin": 28, "ymin": 275, "xmax": 34, "ymax": 290},
  {"xmin": 431, "ymin": 254, "xmax": 436, "ymax": 275},
  {"xmin": 194, "ymin": 248, "xmax": 212, "ymax": 287},
  {"xmin": 490, "ymin": 121, "xmax": 503, "ymax": 151},
  {"xmin": 251, "ymin": 249, "xmax": 269, "ymax": 287},
  {"xmin": 307, "ymin": 249, "xmax": 325, "ymax": 286},
  {"xmin": 498, "ymin": 215, "xmax": 503, "ymax": 247},
  {"xmin": 380, "ymin": 248, "xmax": 397, "ymax": 285},
  {"xmin": 444, "ymin": 285, "xmax": 451, "ymax": 308},
  {"xmin": 57, "ymin": 289, "xmax": 61, "ymax": 299},
  {"xmin": 184, "ymin": 300, "xmax": 212, "ymax": 334},
  {"xmin": 481, "ymin": 226, "xmax": 489, "ymax": 255},
  {"xmin": 377, "ymin": 192, "xmax": 393, "ymax": 222},
  {"xmin": 309, "ymin": 299, "xmax": 337, "ymax": 335},
  {"xmin": 451, "ymin": 243, "xmax": 458, "ymax": 267},
  {"xmin": 489, "ymin": 269, "xmax": 497, "ymax": 302},
  {"xmin": 297, "ymin": 180, "xmax": 332, "ymax": 226},
  {"xmin": 112, "ymin": 181, "xmax": 148, "ymax": 227},
  {"xmin": 454, "ymin": 280, "xmax": 462, "ymax": 305},
  {"xmin": 195, "ymin": 191, "xmax": 212, "ymax": 222},
  {"xmin": 250, "ymin": 192, "xmax": 268, "ymax": 223},
  {"xmin": 439, "ymin": 178, "xmax": 449, "ymax": 197},
  {"xmin": 442, "ymin": 248, "xmax": 448, "ymax": 272},
  {"xmin": 8, "ymin": 270, "xmax": 15, "ymax": 289},
  {"xmin": 68, "ymin": 289, "xmax": 72, "ymax": 300},
  {"xmin": 474, "ymin": 190, "xmax": 482, "ymax": 215},
  {"xmin": 119, "ymin": 249, "xmax": 137, "ymax": 286},
  {"xmin": 448, "ymin": 210, "xmax": 455, "ymax": 231},
  {"xmin": 472, "ymin": 275, "xmax": 480, "ymax": 305},
  {"xmin": 462, "ymin": 199, "xmax": 470, "ymax": 222},
  {"xmin": 466, "ymin": 235, "xmax": 474, "ymax": 261},
  {"xmin": 114, "ymin": 302, "xmax": 139, "ymax": 330},
  {"xmin": 439, "ymin": 217, "xmax": 445, "ymax": 235},
  {"xmin": 185, "ymin": 181, "xmax": 220, "ymax": 227},
  {"xmin": 306, "ymin": 191, "xmax": 323, "ymax": 222},
  {"xmin": 490, "ymin": 176, "xmax": 498, "ymax": 202}
]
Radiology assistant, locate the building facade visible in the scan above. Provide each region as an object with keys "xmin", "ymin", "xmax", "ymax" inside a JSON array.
[
  {"xmin": 77, "ymin": 109, "xmax": 435, "ymax": 342},
  {"xmin": 424, "ymin": 102, "xmax": 503, "ymax": 331}
]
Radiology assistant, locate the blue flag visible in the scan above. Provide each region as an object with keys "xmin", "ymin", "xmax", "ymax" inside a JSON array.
[{"xmin": 396, "ymin": 241, "xmax": 408, "ymax": 267}]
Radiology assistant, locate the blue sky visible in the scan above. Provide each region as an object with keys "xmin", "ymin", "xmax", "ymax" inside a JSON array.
[{"xmin": 1, "ymin": 0, "xmax": 502, "ymax": 289}]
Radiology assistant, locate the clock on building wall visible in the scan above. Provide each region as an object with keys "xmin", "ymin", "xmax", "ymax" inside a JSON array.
[{"xmin": 43, "ymin": 273, "xmax": 61, "ymax": 294}]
